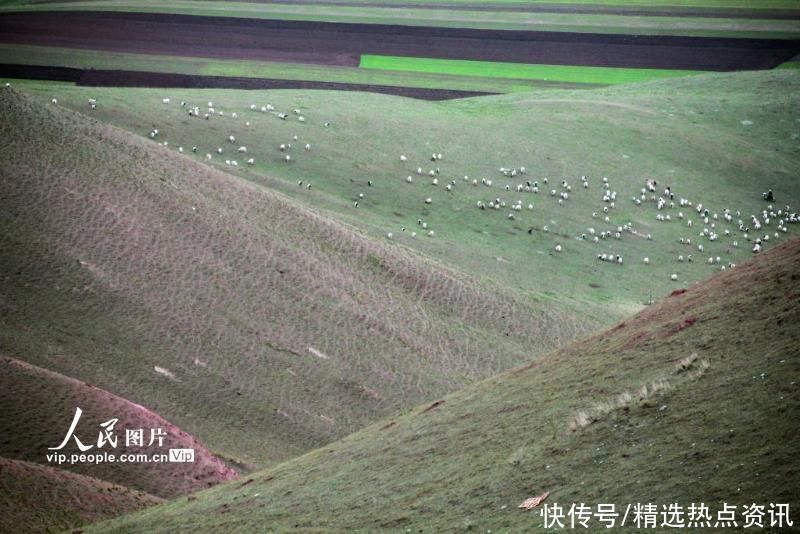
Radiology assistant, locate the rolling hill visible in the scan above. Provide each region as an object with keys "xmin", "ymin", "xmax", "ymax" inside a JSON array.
[
  {"xmin": 17, "ymin": 69, "xmax": 800, "ymax": 316},
  {"xmin": 0, "ymin": 457, "xmax": 161, "ymax": 534},
  {"xmin": 0, "ymin": 356, "xmax": 238, "ymax": 498},
  {"xmin": 1, "ymin": 65, "xmax": 798, "ymax": 533},
  {"xmin": 0, "ymin": 85, "xmax": 594, "ymax": 477},
  {"xmin": 88, "ymin": 236, "xmax": 800, "ymax": 532}
]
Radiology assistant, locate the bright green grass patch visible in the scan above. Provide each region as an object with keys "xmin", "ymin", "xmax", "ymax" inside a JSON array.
[
  {"xmin": 777, "ymin": 61, "xmax": 800, "ymax": 69},
  {"xmin": 360, "ymin": 55, "xmax": 707, "ymax": 85}
]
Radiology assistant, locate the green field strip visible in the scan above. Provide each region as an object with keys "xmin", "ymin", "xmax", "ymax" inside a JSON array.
[
  {"xmin": 2, "ymin": 1, "xmax": 799, "ymax": 38},
  {"xmin": 360, "ymin": 55, "xmax": 710, "ymax": 84},
  {"xmin": 0, "ymin": 44, "xmax": 601, "ymax": 93}
]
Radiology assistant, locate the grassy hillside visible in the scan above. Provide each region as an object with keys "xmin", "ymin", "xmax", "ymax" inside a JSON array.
[
  {"xmin": 0, "ymin": 356, "xmax": 238, "ymax": 498},
  {"xmin": 0, "ymin": 87, "xmax": 591, "ymax": 473},
  {"xmin": 89, "ymin": 237, "xmax": 800, "ymax": 532},
  {"xmin": 0, "ymin": 457, "xmax": 161, "ymax": 534},
  {"xmin": 16, "ymin": 69, "xmax": 800, "ymax": 316}
]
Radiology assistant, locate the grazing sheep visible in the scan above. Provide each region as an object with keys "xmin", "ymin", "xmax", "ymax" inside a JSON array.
[
  {"xmin": 238, "ymin": 146, "xmax": 247, "ymax": 153},
  {"xmin": 228, "ymin": 135, "xmax": 235, "ymax": 143},
  {"xmin": 555, "ymin": 244, "xmax": 562, "ymax": 253},
  {"xmin": 671, "ymin": 274, "xmax": 678, "ymax": 281},
  {"xmin": 643, "ymin": 257, "xmax": 650, "ymax": 264},
  {"xmin": 425, "ymin": 197, "xmax": 432, "ymax": 204},
  {"xmin": 247, "ymin": 158, "xmax": 255, "ymax": 165}
]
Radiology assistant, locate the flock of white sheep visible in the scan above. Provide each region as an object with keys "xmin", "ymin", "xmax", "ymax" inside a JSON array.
[{"xmin": 41, "ymin": 86, "xmax": 799, "ymax": 284}]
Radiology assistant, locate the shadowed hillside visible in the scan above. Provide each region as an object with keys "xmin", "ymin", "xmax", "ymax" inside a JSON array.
[
  {"xmin": 0, "ymin": 457, "xmax": 161, "ymax": 534},
  {"xmin": 90, "ymin": 238, "xmax": 800, "ymax": 532},
  {"xmin": 0, "ymin": 356, "xmax": 238, "ymax": 498},
  {"xmin": 0, "ymin": 87, "xmax": 595, "ymax": 474}
]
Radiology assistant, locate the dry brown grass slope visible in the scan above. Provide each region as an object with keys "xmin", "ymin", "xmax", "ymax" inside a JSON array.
[
  {"xmin": 0, "ymin": 457, "xmax": 161, "ymax": 534},
  {"xmin": 90, "ymin": 238, "xmax": 800, "ymax": 532},
  {"xmin": 0, "ymin": 356, "xmax": 238, "ymax": 499},
  {"xmin": 0, "ymin": 87, "xmax": 598, "ymax": 470}
]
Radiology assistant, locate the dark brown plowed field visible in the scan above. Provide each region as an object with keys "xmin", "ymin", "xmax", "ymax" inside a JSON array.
[
  {"xmin": 0, "ymin": 64, "xmax": 495, "ymax": 100},
  {"xmin": 1, "ymin": 11, "xmax": 799, "ymax": 71}
]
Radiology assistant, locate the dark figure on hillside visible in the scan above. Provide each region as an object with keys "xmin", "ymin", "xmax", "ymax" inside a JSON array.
[{"xmin": 763, "ymin": 189, "xmax": 774, "ymax": 202}]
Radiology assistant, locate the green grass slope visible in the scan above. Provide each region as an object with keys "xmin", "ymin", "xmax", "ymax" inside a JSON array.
[
  {"xmin": 0, "ymin": 356, "xmax": 238, "ymax": 499},
  {"xmin": 0, "ymin": 457, "xmax": 161, "ymax": 534},
  {"xmin": 90, "ymin": 237, "xmax": 800, "ymax": 532},
  {"xmin": 18, "ymin": 69, "xmax": 800, "ymax": 318},
  {"xmin": 0, "ymin": 87, "xmax": 593, "ymax": 472}
]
